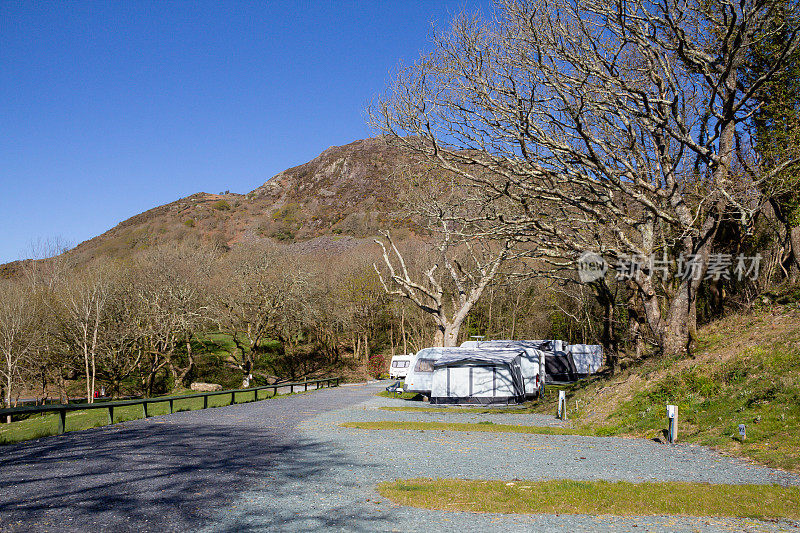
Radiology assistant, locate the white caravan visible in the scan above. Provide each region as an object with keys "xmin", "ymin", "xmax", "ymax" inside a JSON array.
[
  {"xmin": 388, "ymin": 354, "xmax": 414, "ymax": 380},
  {"xmin": 403, "ymin": 347, "xmax": 459, "ymax": 395},
  {"xmin": 566, "ymin": 344, "xmax": 603, "ymax": 376}
]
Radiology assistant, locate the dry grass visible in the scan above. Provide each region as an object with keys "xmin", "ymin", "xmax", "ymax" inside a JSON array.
[{"xmin": 378, "ymin": 478, "xmax": 800, "ymax": 519}]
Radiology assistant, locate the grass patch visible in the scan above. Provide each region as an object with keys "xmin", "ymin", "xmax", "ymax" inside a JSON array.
[
  {"xmin": 376, "ymin": 391, "xmax": 424, "ymax": 401},
  {"xmin": 341, "ymin": 421, "xmax": 592, "ymax": 436},
  {"xmin": 378, "ymin": 478, "xmax": 800, "ymax": 519},
  {"xmin": 0, "ymin": 388, "xmax": 277, "ymax": 446},
  {"xmin": 379, "ymin": 406, "xmax": 535, "ymax": 414}
]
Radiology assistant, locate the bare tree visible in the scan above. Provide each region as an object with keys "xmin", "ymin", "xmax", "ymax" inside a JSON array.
[
  {"xmin": 374, "ymin": 228, "xmax": 512, "ymax": 346},
  {"xmin": 125, "ymin": 245, "xmax": 210, "ymax": 393},
  {"xmin": 210, "ymin": 244, "xmax": 289, "ymax": 384},
  {"xmin": 57, "ymin": 264, "xmax": 110, "ymax": 403},
  {"xmin": 0, "ymin": 280, "xmax": 40, "ymax": 421},
  {"xmin": 372, "ymin": 0, "xmax": 799, "ymax": 356}
]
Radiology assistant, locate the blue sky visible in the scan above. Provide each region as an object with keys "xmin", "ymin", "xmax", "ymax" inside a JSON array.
[{"xmin": 0, "ymin": 1, "xmax": 486, "ymax": 263}]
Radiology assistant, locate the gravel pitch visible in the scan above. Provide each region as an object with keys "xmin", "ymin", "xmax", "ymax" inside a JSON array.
[
  {"xmin": 2, "ymin": 381, "xmax": 799, "ymax": 533},
  {"xmin": 206, "ymin": 383, "xmax": 800, "ymax": 533}
]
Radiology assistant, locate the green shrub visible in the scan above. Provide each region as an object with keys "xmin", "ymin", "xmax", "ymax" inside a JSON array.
[{"xmin": 212, "ymin": 200, "xmax": 231, "ymax": 211}]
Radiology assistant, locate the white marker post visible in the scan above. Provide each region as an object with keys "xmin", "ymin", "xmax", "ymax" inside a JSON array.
[
  {"xmin": 666, "ymin": 404, "xmax": 678, "ymax": 444},
  {"xmin": 739, "ymin": 424, "xmax": 746, "ymax": 442},
  {"xmin": 558, "ymin": 390, "xmax": 567, "ymax": 421}
]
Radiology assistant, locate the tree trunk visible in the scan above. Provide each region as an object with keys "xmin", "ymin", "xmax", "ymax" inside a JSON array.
[
  {"xmin": 83, "ymin": 341, "xmax": 92, "ymax": 404},
  {"xmin": 401, "ymin": 309, "xmax": 408, "ymax": 355},
  {"xmin": 434, "ymin": 320, "xmax": 462, "ymax": 347},
  {"xmin": 4, "ymin": 373, "xmax": 11, "ymax": 423},
  {"xmin": 57, "ymin": 372, "xmax": 67, "ymax": 404},
  {"xmin": 789, "ymin": 225, "xmax": 800, "ymax": 284},
  {"xmin": 661, "ymin": 280, "xmax": 691, "ymax": 358},
  {"xmin": 596, "ymin": 282, "xmax": 618, "ymax": 374},
  {"xmin": 389, "ymin": 324, "xmax": 395, "ymax": 357}
]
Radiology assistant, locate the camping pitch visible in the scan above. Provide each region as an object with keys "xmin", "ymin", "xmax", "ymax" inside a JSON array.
[
  {"xmin": 460, "ymin": 340, "xmax": 547, "ymax": 398},
  {"xmin": 429, "ymin": 348, "xmax": 527, "ymax": 405}
]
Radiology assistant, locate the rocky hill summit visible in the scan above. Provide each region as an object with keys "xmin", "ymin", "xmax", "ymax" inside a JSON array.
[{"xmin": 47, "ymin": 136, "xmax": 422, "ymax": 265}]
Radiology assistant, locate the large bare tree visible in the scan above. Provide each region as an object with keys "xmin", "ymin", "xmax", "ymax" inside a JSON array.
[
  {"xmin": 372, "ymin": 0, "xmax": 799, "ymax": 356},
  {"xmin": 374, "ymin": 228, "xmax": 512, "ymax": 347}
]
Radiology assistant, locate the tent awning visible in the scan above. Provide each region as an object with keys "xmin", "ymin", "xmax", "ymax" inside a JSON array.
[{"xmin": 432, "ymin": 349, "xmax": 524, "ymax": 367}]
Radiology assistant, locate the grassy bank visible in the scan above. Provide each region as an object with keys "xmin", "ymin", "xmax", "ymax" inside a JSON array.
[
  {"xmin": 378, "ymin": 478, "xmax": 800, "ymax": 519},
  {"xmin": 341, "ymin": 420, "xmax": 591, "ymax": 436},
  {"xmin": 532, "ymin": 307, "xmax": 800, "ymax": 472}
]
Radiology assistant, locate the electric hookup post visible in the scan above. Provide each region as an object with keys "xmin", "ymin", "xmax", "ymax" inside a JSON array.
[
  {"xmin": 739, "ymin": 424, "xmax": 746, "ymax": 441},
  {"xmin": 667, "ymin": 404, "xmax": 678, "ymax": 444},
  {"xmin": 558, "ymin": 390, "xmax": 567, "ymax": 421}
]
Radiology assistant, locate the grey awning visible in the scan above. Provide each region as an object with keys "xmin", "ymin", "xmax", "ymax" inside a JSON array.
[{"xmin": 432, "ymin": 348, "xmax": 524, "ymax": 367}]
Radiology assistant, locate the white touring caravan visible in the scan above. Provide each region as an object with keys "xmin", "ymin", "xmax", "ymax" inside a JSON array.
[
  {"xmin": 389, "ymin": 354, "xmax": 414, "ymax": 380},
  {"xmin": 566, "ymin": 344, "xmax": 603, "ymax": 376},
  {"xmin": 403, "ymin": 347, "xmax": 458, "ymax": 395},
  {"xmin": 429, "ymin": 349, "xmax": 527, "ymax": 405},
  {"xmin": 460, "ymin": 340, "xmax": 547, "ymax": 398}
]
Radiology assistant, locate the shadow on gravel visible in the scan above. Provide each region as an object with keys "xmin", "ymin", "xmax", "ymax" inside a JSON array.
[
  {"xmin": 0, "ymin": 386, "xmax": 390, "ymax": 533},
  {"xmin": 205, "ymin": 439, "xmax": 394, "ymax": 533}
]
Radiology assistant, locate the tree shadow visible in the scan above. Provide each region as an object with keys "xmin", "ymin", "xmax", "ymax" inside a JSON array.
[{"xmin": 0, "ymin": 387, "xmax": 393, "ymax": 532}]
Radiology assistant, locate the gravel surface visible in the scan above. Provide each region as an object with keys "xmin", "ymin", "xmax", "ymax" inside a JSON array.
[
  {"xmin": 206, "ymin": 382, "xmax": 800, "ymax": 533},
  {"xmin": 0, "ymin": 384, "xmax": 377, "ymax": 533},
  {"xmin": 3, "ymin": 381, "xmax": 799, "ymax": 533}
]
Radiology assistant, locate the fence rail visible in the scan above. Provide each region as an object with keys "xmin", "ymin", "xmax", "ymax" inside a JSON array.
[{"xmin": 0, "ymin": 377, "xmax": 341, "ymax": 435}]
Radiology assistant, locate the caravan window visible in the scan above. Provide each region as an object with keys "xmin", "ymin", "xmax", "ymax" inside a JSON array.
[
  {"xmin": 414, "ymin": 359, "xmax": 435, "ymax": 373},
  {"xmin": 391, "ymin": 361, "xmax": 410, "ymax": 368}
]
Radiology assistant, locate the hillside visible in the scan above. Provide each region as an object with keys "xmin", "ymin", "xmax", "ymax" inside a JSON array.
[
  {"xmin": 35, "ymin": 137, "xmax": 422, "ymax": 266},
  {"xmin": 538, "ymin": 299, "xmax": 800, "ymax": 472}
]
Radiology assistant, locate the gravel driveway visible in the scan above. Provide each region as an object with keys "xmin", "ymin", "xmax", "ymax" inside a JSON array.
[
  {"xmin": 206, "ymin": 383, "xmax": 800, "ymax": 533},
  {"xmin": 2, "ymin": 381, "xmax": 798, "ymax": 532},
  {"xmin": 0, "ymin": 384, "xmax": 377, "ymax": 532}
]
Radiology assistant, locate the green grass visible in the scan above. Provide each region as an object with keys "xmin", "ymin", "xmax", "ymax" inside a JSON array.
[
  {"xmin": 376, "ymin": 390, "xmax": 424, "ymax": 401},
  {"xmin": 341, "ymin": 420, "xmax": 592, "ymax": 436},
  {"xmin": 378, "ymin": 478, "xmax": 800, "ymax": 519},
  {"xmin": 524, "ymin": 312, "xmax": 800, "ymax": 471},
  {"xmin": 0, "ymin": 388, "xmax": 275, "ymax": 446},
  {"xmin": 378, "ymin": 406, "xmax": 536, "ymax": 414},
  {"xmin": 594, "ymin": 341, "xmax": 800, "ymax": 470}
]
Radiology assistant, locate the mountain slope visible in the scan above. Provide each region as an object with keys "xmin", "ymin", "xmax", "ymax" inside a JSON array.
[{"xmin": 57, "ymin": 137, "xmax": 420, "ymax": 264}]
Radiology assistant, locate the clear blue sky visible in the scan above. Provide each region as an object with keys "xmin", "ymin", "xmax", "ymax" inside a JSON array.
[{"xmin": 0, "ymin": 1, "xmax": 486, "ymax": 263}]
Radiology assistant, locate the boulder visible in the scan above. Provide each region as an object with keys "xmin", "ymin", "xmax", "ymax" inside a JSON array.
[{"xmin": 190, "ymin": 382, "xmax": 223, "ymax": 392}]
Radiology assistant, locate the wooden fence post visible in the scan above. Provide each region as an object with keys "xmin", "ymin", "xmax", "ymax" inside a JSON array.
[
  {"xmin": 231, "ymin": 391, "xmax": 235, "ymax": 405},
  {"xmin": 107, "ymin": 406, "xmax": 114, "ymax": 425},
  {"xmin": 142, "ymin": 403, "xmax": 148, "ymax": 418},
  {"xmin": 203, "ymin": 395, "xmax": 208, "ymax": 409},
  {"xmin": 169, "ymin": 399, "xmax": 174, "ymax": 414},
  {"xmin": 58, "ymin": 409, "xmax": 66, "ymax": 434}
]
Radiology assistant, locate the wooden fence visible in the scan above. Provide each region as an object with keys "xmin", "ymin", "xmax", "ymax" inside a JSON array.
[{"xmin": 0, "ymin": 377, "xmax": 341, "ymax": 436}]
